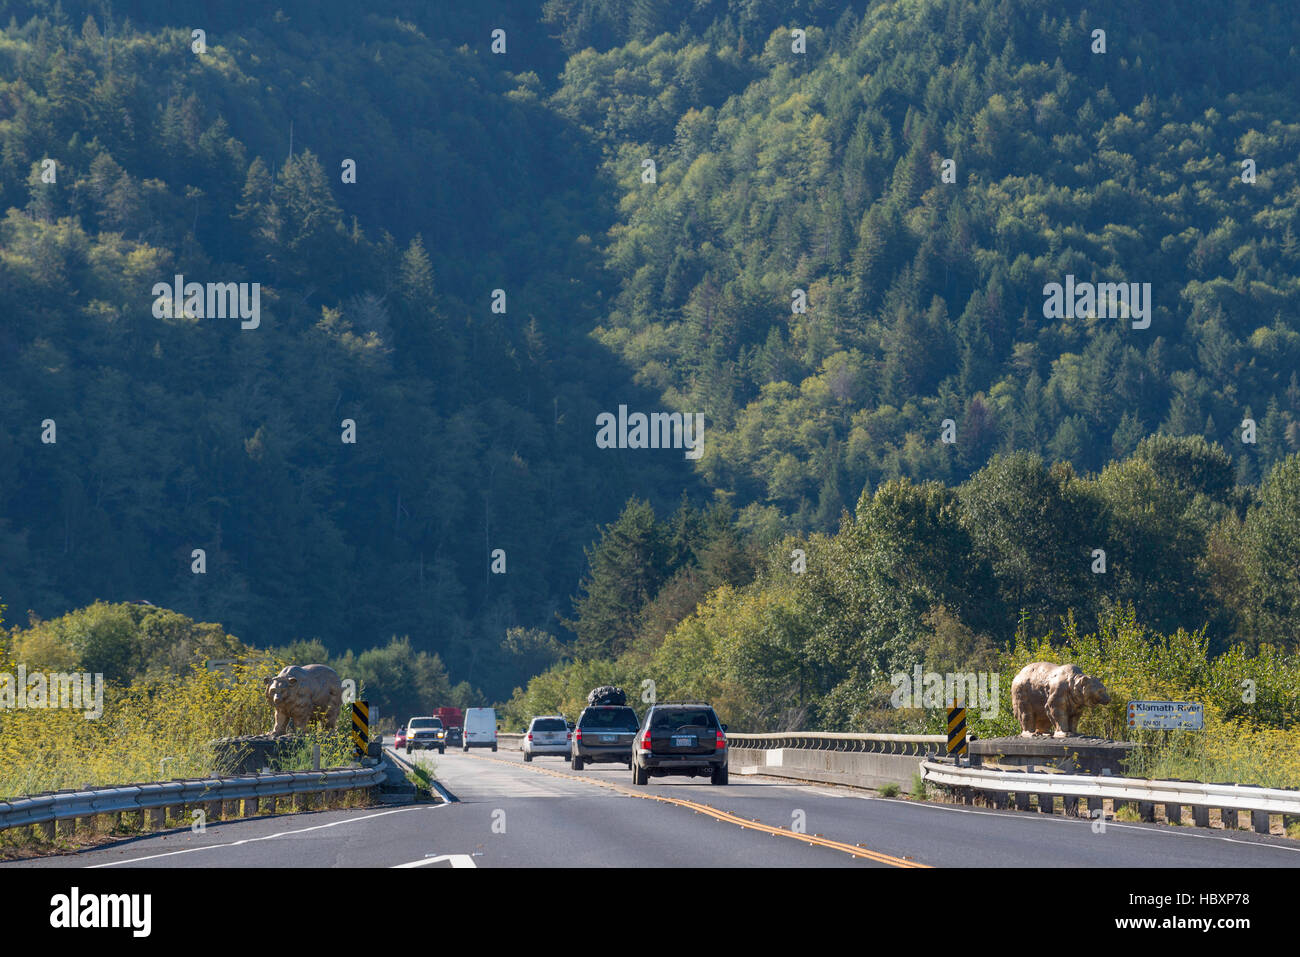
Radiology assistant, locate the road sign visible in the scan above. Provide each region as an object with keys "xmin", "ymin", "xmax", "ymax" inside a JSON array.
[
  {"xmin": 352, "ymin": 700, "xmax": 370, "ymax": 758},
  {"xmin": 946, "ymin": 703, "xmax": 967, "ymax": 757},
  {"xmin": 1127, "ymin": 700, "xmax": 1204, "ymax": 730}
]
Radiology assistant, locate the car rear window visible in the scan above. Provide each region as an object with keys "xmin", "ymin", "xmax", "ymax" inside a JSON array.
[
  {"xmin": 650, "ymin": 709, "xmax": 718, "ymax": 731},
  {"xmin": 408, "ymin": 718, "xmax": 442, "ymax": 730},
  {"xmin": 532, "ymin": 718, "xmax": 566, "ymax": 732},
  {"xmin": 579, "ymin": 707, "xmax": 639, "ymax": 730}
]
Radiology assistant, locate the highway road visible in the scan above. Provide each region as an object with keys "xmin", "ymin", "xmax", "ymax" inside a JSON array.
[{"xmin": 6, "ymin": 744, "xmax": 1299, "ymax": 867}]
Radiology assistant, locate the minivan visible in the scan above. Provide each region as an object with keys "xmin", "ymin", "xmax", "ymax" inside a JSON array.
[
  {"xmin": 462, "ymin": 707, "xmax": 497, "ymax": 752},
  {"xmin": 570, "ymin": 704, "xmax": 639, "ymax": 770}
]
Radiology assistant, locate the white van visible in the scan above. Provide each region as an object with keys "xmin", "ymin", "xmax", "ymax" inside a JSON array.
[{"xmin": 462, "ymin": 707, "xmax": 497, "ymax": 752}]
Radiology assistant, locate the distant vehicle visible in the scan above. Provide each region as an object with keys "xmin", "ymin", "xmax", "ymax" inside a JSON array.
[
  {"xmin": 445, "ymin": 726, "xmax": 462, "ymax": 748},
  {"xmin": 571, "ymin": 704, "xmax": 639, "ymax": 771},
  {"xmin": 394, "ymin": 726, "xmax": 408, "ymax": 750},
  {"xmin": 463, "ymin": 707, "xmax": 497, "ymax": 751},
  {"xmin": 632, "ymin": 702, "xmax": 728, "ymax": 785},
  {"xmin": 523, "ymin": 715, "xmax": 571, "ymax": 761},
  {"xmin": 432, "ymin": 706, "xmax": 463, "ymax": 729},
  {"xmin": 405, "ymin": 716, "xmax": 446, "ymax": 754}
]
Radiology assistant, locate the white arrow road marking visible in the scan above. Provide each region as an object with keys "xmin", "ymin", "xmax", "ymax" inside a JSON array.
[
  {"xmin": 88, "ymin": 805, "xmax": 445, "ymax": 867},
  {"xmin": 392, "ymin": 854, "xmax": 477, "ymax": 868}
]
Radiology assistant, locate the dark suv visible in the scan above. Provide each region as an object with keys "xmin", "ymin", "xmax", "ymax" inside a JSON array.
[
  {"xmin": 632, "ymin": 703, "xmax": 728, "ymax": 785},
  {"xmin": 571, "ymin": 705, "xmax": 640, "ymax": 770}
]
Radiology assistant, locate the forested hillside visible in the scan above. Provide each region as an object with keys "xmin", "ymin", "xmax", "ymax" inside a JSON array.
[
  {"xmin": 1, "ymin": 0, "xmax": 1298, "ymax": 708},
  {"xmin": 0, "ymin": 0, "xmax": 698, "ymax": 696},
  {"xmin": 553, "ymin": 0, "xmax": 1300, "ymax": 531}
]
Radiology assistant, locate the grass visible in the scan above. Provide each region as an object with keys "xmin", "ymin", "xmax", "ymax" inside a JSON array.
[
  {"xmin": 910, "ymin": 772, "xmax": 927, "ymax": 800},
  {"xmin": 0, "ymin": 655, "xmax": 358, "ymax": 799},
  {"xmin": 0, "ymin": 651, "xmax": 386, "ymax": 859},
  {"xmin": 406, "ymin": 762, "xmax": 435, "ymax": 795},
  {"xmin": 877, "ymin": 782, "xmax": 900, "ymax": 798},
  {"xmin": 1124, "ymin": 720, "xmax": 1300, "ymax": 790}
]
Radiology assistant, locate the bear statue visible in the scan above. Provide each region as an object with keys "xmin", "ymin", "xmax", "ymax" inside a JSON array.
[
  {"xmin": 1011, "ymin": 662, "xmax": 1111, "ymax": 738},
  {"xmin": 264, "ymin": 664, "xmax": 343, "ymax": 737}
]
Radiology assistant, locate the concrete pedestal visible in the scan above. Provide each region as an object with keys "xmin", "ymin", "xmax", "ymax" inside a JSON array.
[
  {"xmin": 210, "ymin": 735, "xmax": 309, "ymax": 774},
  {"xmin": 969, "ymin": 735, "xmax": 1139, "ymax": 775}
]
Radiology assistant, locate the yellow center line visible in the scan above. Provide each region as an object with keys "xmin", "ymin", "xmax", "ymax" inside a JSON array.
[{"xmin": 463, "ymin": 752, "xmax": 929, "ymax": 868}]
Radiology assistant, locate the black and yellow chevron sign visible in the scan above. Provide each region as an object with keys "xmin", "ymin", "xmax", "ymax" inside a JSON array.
[
  {"xmin": 946, "ymin": 703, "xmax": 967, "ymax": 757},
  {"xmin": 351, "ymin": 700, "xmax": 370, "ymax": 758}
]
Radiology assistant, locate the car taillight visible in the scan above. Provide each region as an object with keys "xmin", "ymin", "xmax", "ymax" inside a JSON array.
[
  {"xmin": 640, "ymin": 731, "xmax": 652, "ymax": 750},
  {"xmin": 575, "ymin": 729, "xmax": 582, "ymax": 741},
  {"xmin": 527, "ymin": 732, "xmax": 533, "ymax": 740},
  {"xmin": 716, "ymin": 730, "xmax": 726, "ymax": 749},
  {"xmin": 566, "ymin": 732, "xmax": 572, "ymax": 740}
]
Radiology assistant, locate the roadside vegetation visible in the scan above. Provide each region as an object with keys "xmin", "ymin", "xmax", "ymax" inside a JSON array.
[
  {"xmin": 505, "ymin": 446, "xmax": 1300, "ymax": 788},
  {"xmin": 0, "ymin": 603, "xmax": 356, "ymax": 800}
]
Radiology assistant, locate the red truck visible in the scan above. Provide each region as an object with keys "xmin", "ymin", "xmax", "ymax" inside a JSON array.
[{"xmin": 432, "ymin": 707, "xmax": 463, "ymax": 731}]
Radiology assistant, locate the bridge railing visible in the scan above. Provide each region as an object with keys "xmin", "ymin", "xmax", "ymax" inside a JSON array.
[
  {"xmin": 497, "ymin": 731, "xmax": 945, "ymax": 756},
  {"xmin": 727, "ymin": 732, "xmax": 946, "ymax": 756},
  {"xmin": 920, "ymin": 761, "xmax": 1300, "ymax": 835}
]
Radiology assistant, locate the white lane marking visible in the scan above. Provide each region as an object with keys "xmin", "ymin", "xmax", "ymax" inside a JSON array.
[
  {"xmin": 393, "ymin": 853, "xmax": 476, "ymax": 868},
  {"xmin": 87, "ymin": 805, "xmax": 443, "ymax": 867}
]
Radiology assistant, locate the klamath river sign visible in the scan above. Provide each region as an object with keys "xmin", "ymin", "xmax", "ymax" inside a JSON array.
[{"xmin": 1127, "ymin": 700, "xmax": 1204, "ymax": 730}]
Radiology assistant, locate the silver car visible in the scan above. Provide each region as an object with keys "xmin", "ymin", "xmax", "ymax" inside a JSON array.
[{"xmin": 523, "ymin": 715, "xmax": 571, "ymax": 761}]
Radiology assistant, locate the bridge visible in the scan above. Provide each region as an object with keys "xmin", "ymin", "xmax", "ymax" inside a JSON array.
[{"xmin": 3, "ymin": 734, "xmax": 1296, "ymax": 869}]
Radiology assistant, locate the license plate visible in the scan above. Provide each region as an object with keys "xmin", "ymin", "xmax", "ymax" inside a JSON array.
[
  {"xmin": 601, "ymin": 735, "xmax": 615, "ymax": 743},
  {"xmin": 673, "ymin": 735, "xmax": 694, "ymax": 747}
]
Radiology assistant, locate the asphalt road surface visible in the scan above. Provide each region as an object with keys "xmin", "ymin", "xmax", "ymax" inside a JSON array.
[{"xmin": 7, "ymin": 744, "xmax": 1298, "ymax": 867}]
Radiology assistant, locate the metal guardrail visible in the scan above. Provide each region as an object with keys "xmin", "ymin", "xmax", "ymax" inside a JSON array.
[
  {"xmin": 0, "ymin": 765, "xmax": 387, "ymax": 832},
  {"xmin": 497, "ymin": 731, "xmax": 943, "ymax": 755},
  {"xmin": 728, "ymin": 732, "xmax": 947, "ymax": 756},
  {"xmin": 919, "ymin": 761, "xmax": 1300, "ymax": 815}
]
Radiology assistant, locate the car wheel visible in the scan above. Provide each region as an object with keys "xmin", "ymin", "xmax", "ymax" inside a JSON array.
[
  {"xmin": 439, "ymin": 746, "xmax": 445, "ymax": 755},
  {"xmin": 404, "ymin": 746, "xmax": 411, "ymax": 754},
  {"xmin": 491, "ymin": 744, "xmax": 497, "ymax": 752},
  {"xmin": 711, "ymin": 765, "xmax": 729, "ymax": 786},
  {"xmin": 524, "ymin": 752, "xmax": 532, "ymax": 762},
  {"xmin": 632, "ymin": 762, "xmax": 647, "ymax": 786},
  {"xmin": 462, "ymin": 744, "xmax": 469, "ymax": 752},
  {"xmin": 571, "ymin": 755, "xmax": 584, "ymax": 771}
]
